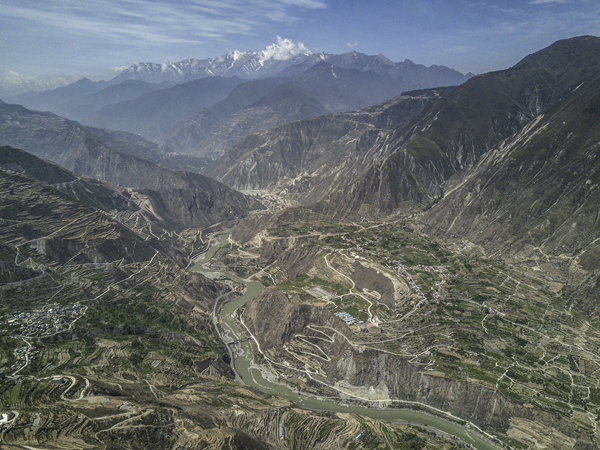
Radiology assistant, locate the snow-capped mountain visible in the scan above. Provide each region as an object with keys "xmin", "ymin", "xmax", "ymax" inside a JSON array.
[
  {"xmin": 109, "ymin": 37, "xmax": 472, "ymax": 89},
  {"xmin": 110, "ymin": 37, "xmax": 314, "ymax": 84}
]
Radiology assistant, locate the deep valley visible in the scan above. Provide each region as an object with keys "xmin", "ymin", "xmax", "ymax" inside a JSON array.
[{"xmin": 0, "ymin": 35, "xmax": 599, "ymax": 450}]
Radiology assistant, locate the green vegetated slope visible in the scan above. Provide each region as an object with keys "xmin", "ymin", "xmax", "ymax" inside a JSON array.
[
  {"xmin": 225, "ymin": 212, "xmax": 600, "ymax": 449},
  {"xmin": 0, "ymin": 154, "xmax": 460, "ymax": 450}
]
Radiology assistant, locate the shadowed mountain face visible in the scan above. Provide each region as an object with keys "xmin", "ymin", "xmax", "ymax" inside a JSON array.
[
  {"xmin": 85, "ymin": 76, "xmax": 244, "ymax": 141},
  {"xmin": 314, "ymin": 36, "xmax": 600, "ymax": 221},
  {"xmin": 160, "ymin": 83, "xmax": 329, "ymax": 159},
  {"xmin": 160, "ymin": 63, "xmax": 418, "ymax": 159},
  {"xmin": 0, "ymin": 146, "xmax": 160, "ymax": 230},
  {"xmin": 61, "ymin": 79, "xmax": 174, "ymax": 120},
  {"xmin": 0, "ymin": 104, "xmax": 262, "ymax": 230},
  {"xmin": 0, "ymin": 160, "xmax": 161, "ymax": 269},
  {"xmin": 4, "ymin": 78, "xmax": 108, "ymax": 115}
]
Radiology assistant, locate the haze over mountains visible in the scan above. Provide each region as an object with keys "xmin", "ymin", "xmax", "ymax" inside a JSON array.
[
  {"xmin": 209, "ymin": 36, "xmax": 600, "ymax": 255},
  {"xmin": 3, "ymin": 39, "xmax": 473, "ymax": 162},
  {"xmin": 1, "ymin": 35, "xmax": 600, "ymax": 450},
  {"xmin": 0, "ymin": 102, "xmax": 262, "ymax": 230},
  {"xmin": 2, "ymin": 35, "xmax": 598, "ymax": 267}
]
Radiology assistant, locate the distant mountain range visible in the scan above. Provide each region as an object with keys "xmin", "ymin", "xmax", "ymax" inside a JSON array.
[
  {"xmin": 5, "ymin": 40, "xmax": 472, "ymax": 113},
  {"xmin": 205, "ymin": 35, "xmax": 600, "ymax": 277},
  {"xmin": 109, "ymin": 39, "xmax": 472, "ymax": 86},
  {"xmin": 1, "ymin": 41, "xmax": 473, "ymax": 163},
  {"xmin": 159, "ymin": 62, "xmax": 427, "ymax": 158}
]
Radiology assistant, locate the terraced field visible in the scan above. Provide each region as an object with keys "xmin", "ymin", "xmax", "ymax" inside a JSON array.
[
  {"xmin": 0, "ymin": 168, "xmax": 465, "ymax": 449},
  {"xmin": 218, "ymin": 214, "xmax": 600, "ymax": 448}
]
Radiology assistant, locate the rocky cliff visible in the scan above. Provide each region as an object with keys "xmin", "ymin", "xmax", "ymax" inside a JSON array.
[
  {"xmin": 242, "ymin": 290, "xmax": 594, "ymax": 448},
  {"xmin": 314, "ymin": 36, "xmax": 600, "ymax": 222},
  {"xmin": 422, "ymin": 48, "xmax": 600, "ymax": 262},
  {"xmin": 243, "ymin": 289, "xmax": 351, "ymax": 351}
]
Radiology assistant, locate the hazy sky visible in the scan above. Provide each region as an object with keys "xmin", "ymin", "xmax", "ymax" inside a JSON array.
[{"xmin": 2, "ymin": 0, "xmax": 599, "ymax": 90}]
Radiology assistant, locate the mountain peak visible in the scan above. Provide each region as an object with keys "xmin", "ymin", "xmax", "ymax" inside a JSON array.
[
  {"xmin": 111, "ymin": 37, "xmax": 313, "ymax": 84},
  {"xmin": 375, "ymin": 52, "xmax": 394, "ymax": 64},
  {"xmin": 512, "ymin": 34, "xmax": 600, "ymax": 72}
]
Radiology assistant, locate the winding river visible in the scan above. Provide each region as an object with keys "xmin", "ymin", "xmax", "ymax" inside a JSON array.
[{"xmin": 192, "ymin": 234, "xmax": 499, "ymax": 450}]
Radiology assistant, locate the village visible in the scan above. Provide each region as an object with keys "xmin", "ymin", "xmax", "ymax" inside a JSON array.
[
  {"xmin": 1, "ymin": 303, "xmax": 86, "ymax": 376},
  {"xmin": 241, "ymin": 190, "xmax": 293, "ymax": 212},
  {"xmin": 2, "ymin": 303, "xmax": 85, "ymax": 339}
]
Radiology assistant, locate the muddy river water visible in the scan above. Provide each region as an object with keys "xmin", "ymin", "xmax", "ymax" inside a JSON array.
[{"xmin": 192, "ymin": 234, "xmax": 499, "ymax": 450}]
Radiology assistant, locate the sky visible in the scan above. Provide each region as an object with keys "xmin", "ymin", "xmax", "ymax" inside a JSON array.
[{"xmin": 1, "ymin": 0, "xmax": 599, "ymax": 94}]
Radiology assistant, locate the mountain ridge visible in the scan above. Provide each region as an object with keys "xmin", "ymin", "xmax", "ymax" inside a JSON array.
[
  {"xmin": 312, "ymin": 36, "xmax": 600, "ymax": 222},
  {"xmin": 110, "ymin": 41, "xmax": 471, "ymax": 87},
  {"xmin": 0, "ymin": 102, "xmax": 263, "ymax": 230}
]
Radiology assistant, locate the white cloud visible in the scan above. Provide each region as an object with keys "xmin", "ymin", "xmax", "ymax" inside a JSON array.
[
  {"xmin": 346, "ymin": 41, "xmax": 358, "ymax": 48},
  {"xmin": 2, "ymin": 70, "xmax": 37, "ymax": 84},
  {"xmin": 0, "ymin": 0, "xmax": 329, "ymax": 91},
  {"xmin": 277, "ymin": 0, "xmax": 327, "ymax": 7},
  {"xmin": 260, "ymin": 36, "xmax": 312, "ymax": 60},
  {"xmin": 1, "ymin": 0, "xmax": 328, "ymax": 48}
]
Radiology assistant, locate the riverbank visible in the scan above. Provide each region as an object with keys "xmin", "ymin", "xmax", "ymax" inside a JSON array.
[{"xmin": 190, "ymin": 232, "xmax": 502, "ymax": 450}]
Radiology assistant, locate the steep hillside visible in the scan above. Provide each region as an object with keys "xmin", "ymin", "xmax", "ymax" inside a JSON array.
[
  {"xmin": 0, "ymin": 104, "xmax": 262, "ymax": 229},
  {"xmin": 316, "ymin": 35, "xmax": 600, "ymax": 218},
  {"xmin": 86, "ymin": 76, "xmax": 243, "ymax": 140},
  {"xmin": 0, "ymin": 146, "xmax": 187, "ymax": 253},
  {"xmin": 161, "ymin": 64, "xmax": 416, "ymax": 158},
  {"xmin": 421, "ymin": 68, "xmax": 600, "ymax": 311},
  {"xmin": 77, "ymin": 125, "xmax": 209, "ymax": 173},
  {"xmin": 162, "ymin": 83, "xmax": 328, "ymax": 158},
  {"xmin": 205, "ymin": 88, "xmax": 448, "ymax": 203}
]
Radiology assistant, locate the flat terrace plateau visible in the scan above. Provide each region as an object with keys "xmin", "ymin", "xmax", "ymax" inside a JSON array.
[{"xmin": 217, "ymin": 215, "xmax": 600, "ymax": 449}]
